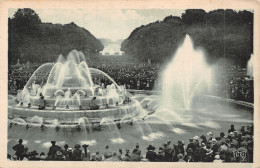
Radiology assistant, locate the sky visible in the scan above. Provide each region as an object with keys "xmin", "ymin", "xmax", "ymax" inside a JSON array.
[{"xmin": 8, "ymin": 8, "xmax": 185, "ymax": 41}]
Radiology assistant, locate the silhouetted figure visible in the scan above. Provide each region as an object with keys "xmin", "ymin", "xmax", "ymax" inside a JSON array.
[
  {"xmin": 47, "ymin": 141, "xmax": 60, "ymax": 160},
  {"xmin": 12, "ymin": 139, "xmax": 25, "ymax": 160}
]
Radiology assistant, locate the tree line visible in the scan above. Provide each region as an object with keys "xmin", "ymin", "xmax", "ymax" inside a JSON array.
[
  {"xmin": 8, "ymin": 8, "xmax": 104, "ymax": 65},
  {"xmin": 121, "ymin": 9, "xmax": 253, "ymax": 67}
]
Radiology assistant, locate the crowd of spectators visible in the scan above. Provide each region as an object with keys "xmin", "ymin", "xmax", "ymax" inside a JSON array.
[
  {"xmin": 228, "ymin": 76, "xmax": 254, "ymax": 103},
  {"xmin": 8, "ymin": 57, "xmax": 254, "ymax": 103},
  {"xmin": 213, "ymin": 64, "xmax": 254, "ymax": 103},
  {"xmin": 9, "ymin": 124, "xmax": 253, "ymax": 162}
]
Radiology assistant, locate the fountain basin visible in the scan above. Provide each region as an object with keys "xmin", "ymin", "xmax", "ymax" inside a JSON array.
[
  {"xmin": 8, "ymin": 99, "xmax": 141, "ymax": 125},
  {"xmin": 29, "ymin": 95, "xmax": 121, "ymax": 108}
]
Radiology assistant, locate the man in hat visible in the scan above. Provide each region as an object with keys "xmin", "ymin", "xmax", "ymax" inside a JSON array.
[
  {"xmin": 12, "ymin": 139, "xmax": 25, "ymax": 160},
  {"xmin": 228, "ymin": 124, "xmax": 236, "ymax": 133},
  {"xmin": 47, "ymin": 141, "xmax": 60, "ymax": 160},
  {"xmin": 146, "ymin": 145, "xmax": 157, "ymax": 162},
  {"xmin": 82, "ymin": 144, "xmax": 90, "ymax": 161},
  {"xmin": 72, "ymin": 144, "xmax": 83, "ymax": 161}
]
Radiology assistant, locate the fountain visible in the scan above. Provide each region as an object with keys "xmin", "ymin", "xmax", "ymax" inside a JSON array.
[
  {"xmin": 162, "ymin": 35, "xmax": 211, "ymax": 110},
  {"xmin": 100, "ymin": 118, "xmax": 125, "ymax": 144},
  {"xmin": 8, "ymin": 37, "xmax": 253, "ymax": 156},
  {"xmin": 8, "ymin": 50, "xmax": 143, "ymax": 127},
  {"xmin": 247, "ymin": 54, "xmax": 254, "ymax": 77}
]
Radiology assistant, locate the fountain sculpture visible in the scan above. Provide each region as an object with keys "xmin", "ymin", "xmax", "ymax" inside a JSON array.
[{"xmin": 8, "ymin": 50, "xmax": 143, "ymax": 127}]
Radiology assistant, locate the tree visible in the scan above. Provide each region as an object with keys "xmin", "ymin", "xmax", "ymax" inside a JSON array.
[{"xmin": 181, "ymin": 9, "xmax": 206, "ymax": 25}]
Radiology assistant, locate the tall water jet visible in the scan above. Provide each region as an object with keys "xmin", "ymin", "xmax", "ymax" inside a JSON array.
[
  {"xmin": 162, "ymin": 35, "xmax": 211, "ymax": 110},
  {"xmin": 247, "ymin": 54, "xmax": 254, "ymax": 77}
]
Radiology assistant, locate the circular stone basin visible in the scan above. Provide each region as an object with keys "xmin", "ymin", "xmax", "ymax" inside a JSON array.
[
  {"xmin": 8, "ymin": 93, "xmax": 253, "ymax": 158},
  {"xmin": 8, "ymin": 98, "xmax": 141, "ymax": 125}
]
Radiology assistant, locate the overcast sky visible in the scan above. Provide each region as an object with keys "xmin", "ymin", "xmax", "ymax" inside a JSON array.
[{"xmin": 8, "ymin": 8, "xmax": 186, "ymax": 41}]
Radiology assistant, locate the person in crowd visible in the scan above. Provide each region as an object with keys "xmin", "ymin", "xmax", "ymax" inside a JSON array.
[
  {"xmin": 82, "ymin": 144, "xmax": 90, "ymax": 161},
  {"xmin": 213, "ymin": 155, "xmax": 223, "ymax": 163},
  {"xmin": 193, "ymin": 136, "xmax": 200, "ymax": 148},
  {"xmin": 228, "ymin": 124, "xmax": 236, "ymax": 133},
  {"xmin": 184, "ymin": 148, "xmax": 194, "ymax": 162},
  {"xmin": 130, "ymin": 148, "xmax": 141, "ymax": 161},
  {"xmin": 38, "ymin": 93, "xmax": 46, "ymax": 110},
  {"xmin": 90, "ymin": 153, "xmax": 96, "ymax": 161},
  {"xmin": 55, "ymin": 150, "xmax": 66, "ymax": 161},
  {"xmin": 27, "ymin": 150, "xmax": 39, "ymax": 160},
  {"xmin": 247, "ymin": 136, "xmax": 253, "ymax": 162},
  {"xmin": 146, "ymin": 145, "xmax": 157, "ymax": 162},
  {"xmin": 118, "ymin": 148, "xmax": 123, "ymax": 161},
  {"xmin": 200, "ymin": 135, "xmax": 207, "ymax": 145},
  {"xmin": 47, "ymin": 141, "xmax": 60, "ymax": 160},
  {"xmin": 133, "ymin": 143, "xmax": 141, "ymax": 156},
  {"xmin": 165, "ymin": 141, "xmax": 173, "ymax": 161},
  {"xmin": 39, "ymin": 152, "xmax": 46, "ymax": 161},
  {"xmin": 187, "ymin": 138, "xmax": 194, "ymax": 151},
  {"xmin": 95, "ymin": 151, "xmax": 102, "ymax": 161},
  {"xmin": 237, "ymin": 142, "xmax": 248, "ymax": 162},
  {"xmin": 219, "ymin": 132, "xmax": 226, "ymax": 143},
  {"xmin": 72, "ymin": 144, "xmax": 83, "ymax": 161},
  {"xmin": 62, "ymin": 144, "xmax": 70, "ymax": 160},
  {"xmin": 7, "ymin": 154, "xmax": 12, "ymax": 160},
  {"xmin": 205, "ymin": 141, "xmax": 213, "ymax": 162},
  {"xmin": 106, "ymin": 152, "xmax": 121, "ymax": 161},
  {"xmin": 207, "ymin": 132, "xmax": 214, "ymax": 141},
  {"xmin": 104, "ymin": 145, "xmax": 112, "ymax": 159},
  {"xmin": 177, "ymin": 153, "xmax": 185, "ymax": 162},
  {"xmin": 156, "ymin": 147, "xmax": 165, "ymax": 162},
  {"xmin": 122, "ymin": 149, "xmax": 131, "ymax": 161},
  {"xmin": 12, "ymin": 139, "xmax": 25, "ymax": 161},
  {"xmin": 211, "ymin": 139, "xmax": 219, "ymax": 156},
  {"xmin": 229, "ymin": 132, "xmax": 239, "ymax": 148},
  {"xmin": 175, "ymin": 140, "xmax": 185, "ymax": 157}
]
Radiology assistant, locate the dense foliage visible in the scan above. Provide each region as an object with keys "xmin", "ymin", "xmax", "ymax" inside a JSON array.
[
  {"xmin": 121, "ymin": 9, "xmax": 253, "ymax": 66},
  {"xmin": 8, "ymin": 8, "xmax": 104, "ymax": 65}
]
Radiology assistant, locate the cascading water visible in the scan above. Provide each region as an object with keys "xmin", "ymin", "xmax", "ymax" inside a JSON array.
[
  {"xmin": 247, "ymin": 54, "xmax": 254, "ymax": 77},
  {"xmin": 100, "ymin": 118, "xmax": 125, "ymax": 143},
  {"xmin": 162, "ymin": 35, "xmax": 212, "ymax": 110}
]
